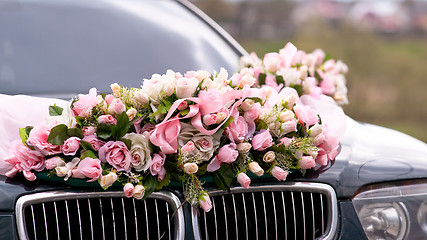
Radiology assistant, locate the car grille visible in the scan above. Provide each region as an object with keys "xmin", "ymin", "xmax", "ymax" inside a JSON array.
[
  {"xmin": 15, "ymin": 191, "xmax": 185, "ymax": 240},
  {"xmin": 192, "ymin": 183, "xmax": 338, "ymax": 240}
]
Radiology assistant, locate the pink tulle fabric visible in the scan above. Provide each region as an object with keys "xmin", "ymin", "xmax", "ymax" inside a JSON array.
[{"xmin": 0, "ymin": 94, "xmax": 67, "ymax": 175}]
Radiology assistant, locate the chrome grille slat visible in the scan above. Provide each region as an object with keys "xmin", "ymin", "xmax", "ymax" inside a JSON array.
[
  {"xmin": 65, "ymin": 200, "xmax": 72, "ymax": 240},
  {"xmin": 193, "ymin": 183, "xmax": 338, "ymax": 240},
  {"xmin": 16, "ymin": 191, "xmax": 185, "ymax": 240}
]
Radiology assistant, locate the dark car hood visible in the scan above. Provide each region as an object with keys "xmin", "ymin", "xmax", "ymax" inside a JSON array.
[
  {"xmin": 307, "ymin": 116, "xmax": 427, "ymax": 198},
  {"xmin": 2, "ymin": 117, "xmax": 427, "ymax": 210}
]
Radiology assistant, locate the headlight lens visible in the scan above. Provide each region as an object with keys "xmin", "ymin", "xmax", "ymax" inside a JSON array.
[{"xmin": 353, "ymin": 181, "xmax": 427, "ymax": 240}]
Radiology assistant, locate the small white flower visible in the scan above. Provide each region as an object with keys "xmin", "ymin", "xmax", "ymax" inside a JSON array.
[
  {"xmin": 263, "ymin": 151, "xmax": 276, "ymax": 163},
  {"xmin": 183, "ymin": 163, "xmax": 198, "ymax": 174},
  {"xmin": 279, "ymin": 109, "xmax": 294, "ymax": 122},
  {"xmin": 110, "ymin": 83, "xmax": 121, "ymax": 97},
  {"xmin": 100, "ymin": 172, "xmax": 118, "ymax": 188},
  {"xmin": 133, "ymin": 185, "xmax": 145, "ymax": 200}
]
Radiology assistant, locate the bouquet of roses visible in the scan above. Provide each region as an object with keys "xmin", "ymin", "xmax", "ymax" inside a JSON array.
[
  {"xmin": 3, "ymin": 56, "xmax": 341, "ymax": 213},
  {"xmin": 239, "ymin": 42, "xmax": 349, "ymax": 105}
]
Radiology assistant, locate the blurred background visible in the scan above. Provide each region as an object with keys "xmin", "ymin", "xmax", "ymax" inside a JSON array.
[{"xmin": 190, "ymin": 0, "xmax": 427, "ymax": 142}]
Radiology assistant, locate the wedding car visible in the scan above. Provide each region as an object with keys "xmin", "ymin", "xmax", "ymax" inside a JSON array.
[{"xmin": 1, "ymin": 0, "xmax": 427, "ymax": 240}]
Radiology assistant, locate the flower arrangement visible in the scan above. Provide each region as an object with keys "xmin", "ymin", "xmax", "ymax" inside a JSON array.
[
  {"xmin": 2, "ymin": 43, "xmax": 342, "ymax": 212},
  {"xmin": 239, "ymin": 42, "xmax": 349, "ymax": 105}
]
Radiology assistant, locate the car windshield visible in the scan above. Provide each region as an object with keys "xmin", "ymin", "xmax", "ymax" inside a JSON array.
[{"xmin": 0, "ymin": 0, "xmax": 241, "ymax": 97}]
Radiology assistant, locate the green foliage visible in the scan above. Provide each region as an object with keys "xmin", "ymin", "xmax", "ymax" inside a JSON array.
[
  {"xmin": 112, "ymin": 112, "xmax": 130, "ymax": 140},
  {"xmin": 49, "ymin": 105, "xmax": 64, "ymax": 116},
  {"xmin": 47, "ymin": 124, "xmax": 68, "ymax": 145},
  {"xmin": 213, "ymin": 163, "xmax": 234, "ymax": 190},
  {"xmin": 80, "ymin": 150, "xmax": 97, "ymax": 160},
  {"xmin": 258, "ymin": 73, "xmax": 266, "ymax": 85},
  {"xmin": 19, "ymin": 126, "xmax": 33, "ymax": 146},
  {"xmin": 96, "ymin": 123, "xmax": 113, "ymax": 140}
]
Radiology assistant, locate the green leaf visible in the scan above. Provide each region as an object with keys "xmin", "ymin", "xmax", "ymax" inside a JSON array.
[
  {"xmin": 49, "ymin": 105, "xmax": 64, "ymax": 116},
  {"xmin": 80, "ymin": 150, "xmax": 97, "ymax": 160},
  {"xmin": 19, "ymin": 127, "xmax": 32, "ymax": 145},
  {"xmin": 213, "ymin": 164, "xmax": 234, "ymax": 191},
  {"xmin": 258, "ymin": 73, "xmax": 266, "ymax": 85},
  {"xmin": 222, "ymin": 116, "xmax": 235, "ymax": 129},
  {"xmin": 290, "ymin": 84, "xmax": 303, "ymax": 96},
  {"xmin": 75, "ymin": 116, "xmax": 86, "ymax": 126},
  {"xmin": 68, "ymin": 128, "xmax": 84, "ymax": 139},
  {"xmin": 276, "ymin": 75, "xmax": 284, "ymax": 85},
  {"xmin": 97, "ymin": 123, "xmax": 114, "ymax": 140},
  {"xmin": 47, "ymin": 124, "xmax": 68, "ymax": 145},
  {"xmin": 80, "ymin": 140, "xmax": 95, "ymax": 151},
  {"xmin": 256, "ymin": 119, "xmax": 268, "ymax": 131},
  {"xmin": 143, "ymin": 174, "xmax": 157, "ymax": 200},
  {"xmin": 323, "ymin": 53, "xmax": 332, "ymax": 63},
  {"xmin": 156, "ymin": 173, "xmax": 170, "ymax": 190},
  {"xmin": 112, "ymin": 112, "xmax": 130, "ymax": 140},
  {"xmin": 120, "ymin": 138, "xmax": 132, "ymax": 150}
]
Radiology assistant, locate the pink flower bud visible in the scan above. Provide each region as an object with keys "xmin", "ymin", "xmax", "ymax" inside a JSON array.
[
  {"xmin": 123, "ymin": 183, "xmax": 135, "ymax": 198},
  {"xmin": 299, "ymin": 156, "xmax": 316, "ymax": 169},
  {"xmin": 203, "ymin": 114, "xmax": 217, "ymax": 126},
  {"xmin": 270, "ymin": 166, "xmax": 288, "ymax": 181},
  {"xmin": 237, "ymin": 172, "xmax": 251, "ymax": 189}
]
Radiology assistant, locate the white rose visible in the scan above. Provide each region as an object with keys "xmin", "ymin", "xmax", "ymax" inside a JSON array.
[
  {"xmin": 278, "ymin": 68, "xmax": 300, "ymax": 87},
  {"xmin": 141, "ymin": 74, "xmax": 165, "ymax": 102},
  {"xmin": 175, "ymin": 77, "xmax": 199, "ymax": 98},
  {"xmin": 236, "ymin": 142, "xmax": 252, "ymax": 153},
  {"xmin": 178, "ymin": 123, "xmax": 221, "ymax": 160},
  {"xmin": 195, "ymin": 70, "xmax": 210, "ymax": 83},
  {"xmin": 100, "ymin": 172, "xmax": 118, "ymax": 188},
  {"xmin": 126, "ymin": 108, "xmax": 138, "ymax": 121},
  {"xmin": 123, "ymin": 132, "xmax": 152, "ymax": 172},
  {"xmin": 279, "ymin": 109, "xmax": 294, "ymax": 122},
  {"xmin": 183, "ymin": 163, "xmax": 199, "ymax": 174},
  {"xmin": 134, "ymin": 89, "xmax": 149, "ymax": 105},
  {"xmin": 309, "ymin": 124, "xmax": 323, "ymax": 138},
  {"xmin": 133, "ymin": 185, "xmax": 145, "ymax": 200},
  {"xmin": 249, "ymin": 162, "xmax": 264, "ymax": 176},
  {"xmin": 240, "ymin": 99, "xmax": 255, "ymax": 112},
  {"xmin": 263, "ymin": 151, "xmax": 276, "ymax": 163},
  {"xmin": 110, "ymin": 83, "xmax": 121, "ymax": 97},
  {"xmin": 276, "ymin": 87, "xmax": 299, "ymax": 109},
  {"xmin": 238, "ymin": 74, "xmax": 255, "ymax": 88},
  {"xmin": 212, "ymin": 68, "xmax": 229, "ymax": 90}
]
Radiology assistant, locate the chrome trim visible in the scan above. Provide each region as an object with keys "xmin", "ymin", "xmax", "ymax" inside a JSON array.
[
  {"xmin": 191, "ymin": 182, "xmax": 338, "ymax": 240},
  {"xmin": 16, "ymin": 190, "xmax": 185, "ymax": 240}
]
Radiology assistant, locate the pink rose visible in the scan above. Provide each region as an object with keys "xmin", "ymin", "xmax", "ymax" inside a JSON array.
[
  {"xmin": 199, "ymin": 193, "xmax": 212, "ymax": 212},
  {"xmin": 82, "ymin": 126, "xmax": 96, "ymax": 136},
  {"xmin": 252, "ymin": 129, "xmax": 273, "ymax": 151},
  {"xmin": 319, "ymin": 77, "xmax": 336, "ymax": 95},
  {"xmin": 237, "ymin": 172, "xmax": 251, "ymax": 189},
  {"xmin": 72, "ymin": 88, "xmax": 98, "ymax": 117},
  {"xmin": 4, "ymin": 141, "xmax": 46, "ymax": 180},
  {"xmin": 105, "ymin": 94, "xmax": 115, "ymax": 105},
  {"xmin": 181, "ymin": 141, "xmax": 195, "ymax": 154},
  {"xmin": 198, "ymin": 89, "xmax": 223, "ymax": 115},
  {"xmin": 226, "ymin": 116, "xmax": 248, "ymax": 143},
  {"xmin": 279, "ymin": 137, "xmax": 293, "ymax": 147},
  {"xmin": 98, "ymin": 115, "xmax": 117, "ymax": 125},
  {"xmin": 203, "ymin": 114, "xmax": 217, "ymax": 126},
  {"xmin": 244, "ymin": 103, "xmax": 262, "ymax": 122},
  {"xmin": 27, "ymin": 124, "xmax": 62, "ymax": 155},
  {"xmin": 299, "ymin": 156, "xmax": 316, "ymax": 169},
  {"xmin": 177, "ymin": 101, "xmax": 188, "ymax": 111},
  {"xmin": 294, "ymin": 105, "xmax": 319, "ymax": 127},
  {"xmin": 123, "ymin": 183, "xmax": 135, "ymax": 198},
  {"xmin": 71, "ymin": 157, "xmax": 102, "ymax": 182},
  {"xmin": 99, "ymin": 141, "xmax": 131, "ymax": 172},
  {"xmin": 108, "ymin": 98, "xmax": 126, "ymax": 115},
  {"xmin": 150, "ymin": 152, "xmax": 166, "ymax": 178},
  {"xmin": 270, "ymin": 166, "xmax": 288, "ymax": 181},
  {"xmin": 150, "ymin": 117, "xmax": 181, "ymax": 154},
  {"xmin": 207, "ymin": 143, "xmax": 238, "ymax": 172},
  {"xmin": 62, "ymin": 137, "xmax": 81, "ymax": 156},
  {"xmin": 316, "ymin": 154, "xmax": 328, "ymax": 166},
  {"xmin": 45, "ymin": 156, "xmax": 61, "ymax": 170},
  {"xmin": 82, "ymin": 135, "xmax": 106, "ymax": 151}
]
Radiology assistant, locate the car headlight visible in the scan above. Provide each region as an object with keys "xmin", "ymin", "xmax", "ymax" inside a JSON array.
[{"xmin": 353, "ymin": 180, "xmax": 427, "ymax": 240}]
